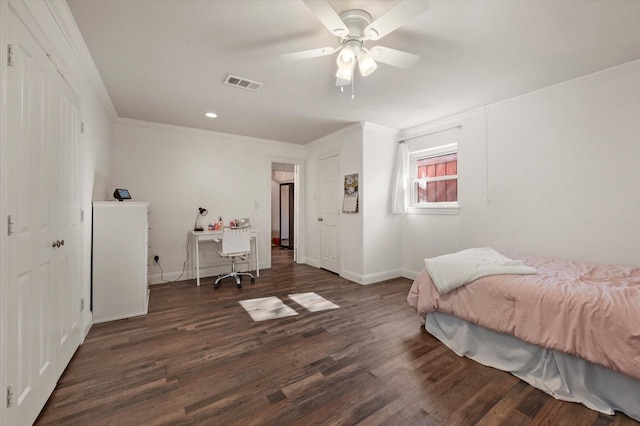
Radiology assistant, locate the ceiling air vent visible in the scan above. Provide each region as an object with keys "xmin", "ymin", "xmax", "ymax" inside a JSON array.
[{"xmin": 223, "ymin": 74, "xmax": 264, "ymax": 92}]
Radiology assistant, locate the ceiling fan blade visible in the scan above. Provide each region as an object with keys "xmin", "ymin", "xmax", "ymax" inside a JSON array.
[
  {"xmin": 368, "ymin": 46, "xmax": 420, "ymax": 69},
  {"xmin": 364, "ymin": 0, "xmax": 430, "ymax": 41},
  {"xmin": 281, "ymin": 46, "xmax": 339, "ymax": 61},
  {"xmin": 302, "ymin": 0, "xmax": 349, "ymax": 37}
]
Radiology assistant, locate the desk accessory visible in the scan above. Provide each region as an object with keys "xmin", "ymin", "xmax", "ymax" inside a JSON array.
[
  {"xmin": 113, "ymin": 188, "xmax": 131, "ymax": 201},
  {"xmin": 194, "ymin": 207, "xmax": 208, "ymax": 231}
]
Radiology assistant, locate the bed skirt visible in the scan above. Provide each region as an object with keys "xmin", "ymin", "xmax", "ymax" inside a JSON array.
[{"xmin": 425, "ymin": 312, "xmax": 640, "ymax": 421}]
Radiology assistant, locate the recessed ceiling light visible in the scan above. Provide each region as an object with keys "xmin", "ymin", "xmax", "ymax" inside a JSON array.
[{"xmin": 205, "ymin": 112, "xmax": 218, "ymax": 118}]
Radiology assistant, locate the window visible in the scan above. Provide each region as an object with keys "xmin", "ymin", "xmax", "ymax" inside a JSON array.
[{"xmin": 409, "ymin": 143, "xmax": 459, "ymax": 213}]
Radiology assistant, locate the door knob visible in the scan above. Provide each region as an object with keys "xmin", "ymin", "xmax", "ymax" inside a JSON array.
[
  {"xmin": 59, "ymin": 239, "xmax": 64, "ymax": 246},
  {"xmin": 317, "ymin": 218, "xmax": 323, "ymax": 222},
  {"xmin": 52, "ymin": 241, "xmax": 58, "ymax": 248}
]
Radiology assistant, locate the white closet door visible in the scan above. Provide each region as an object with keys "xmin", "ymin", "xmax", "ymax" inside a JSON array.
[
  {"xmin": 4, "ymin": 9, "xmax": 82, "ymax": 425},
  {"xmin": 318, "ymin": 155, "xmax": 341, "ymax": 274},
  {"xmin": 53, "ymin": 73, "xmax": 83, "ymax": 375}
]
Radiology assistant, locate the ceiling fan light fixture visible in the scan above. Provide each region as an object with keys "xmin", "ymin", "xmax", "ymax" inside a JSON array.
[
  {"xmin": 336, "ymin": 46, "xmax": 356, "ymax": 69},
  {"xmin": 335, "ymin": 65, "xmax": 354, "ymax": 82},
  {"xmin": 357, "ymin": 52, "xmax": 377, "ymax": 77}
]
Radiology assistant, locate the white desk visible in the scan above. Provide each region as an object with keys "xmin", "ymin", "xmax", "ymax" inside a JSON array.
[{"xmin": 190, "ymin": 229, "xmax": 260, "ymax": 286}]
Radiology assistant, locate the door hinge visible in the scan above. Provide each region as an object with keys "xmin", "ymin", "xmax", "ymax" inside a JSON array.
[
  {"xmin": 81, "ymin": 122, "xmax": 84, "ymax": 133},
  {"xmin": 80, "ymin": 209, "xmax": 84, "ymax": 222},
  {"xmin": 7, "ymin": 385, "xmax": 14, "ymax": 408},
  {"xmin": 80, "ymin": 298, "xmax": 84, "ymax": 311},
  {"xmin": 7, "ymin": 44, "xmax": 15, "ymax": 67},
  {"xmin": 7, "ymin": 215, "xmax": 14, "ymax": 236}
]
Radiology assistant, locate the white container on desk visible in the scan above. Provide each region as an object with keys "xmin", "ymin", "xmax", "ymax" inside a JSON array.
[{"xmin": 92, "ymin": 201, "xmax": 150, "ymax": 323}]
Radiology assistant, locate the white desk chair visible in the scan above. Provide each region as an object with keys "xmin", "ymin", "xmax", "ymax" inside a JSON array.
[{"xmin": 214, "ymin": 228, "xmax": 255, "ymax": 289}]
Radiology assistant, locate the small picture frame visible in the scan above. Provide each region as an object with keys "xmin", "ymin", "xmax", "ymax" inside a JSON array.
[{"xmin": 342, "ymin": 173, "xmax": 358, "ymax": 213}]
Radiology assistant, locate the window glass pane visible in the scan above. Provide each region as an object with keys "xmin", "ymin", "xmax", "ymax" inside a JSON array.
[
  {"xmin": 412, "ymin": 149, "xmax": 458, "ymax": 207},
  {"xmin": 446, "ymin": 160, "xmax": 457, "ymax": 175},
  {"xmin": 417, "ymin": 153, "xmax": 457, "ymax": 173},
  {"xmin": 416, "ymin": 181, "xmax": 427, "ymax": 202},
  {"xmin": 415, "ymin": 178, "xmax": 457, "ymax": 203},
  {"xmin": 436, "ymin": 180, "xmax": 446, "ymax": 201},
  {"xmin": 427, "ymin": 181, "xmax": 436, "ymax": 202},
  {"xmin": 446, "ymin": 178, "xmax": 457, "ymax": 201}
]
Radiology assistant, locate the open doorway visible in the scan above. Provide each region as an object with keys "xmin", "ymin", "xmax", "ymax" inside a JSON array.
[{"xmin": 271, "ymin": 162, "xmax": 297, "ymax": 262}]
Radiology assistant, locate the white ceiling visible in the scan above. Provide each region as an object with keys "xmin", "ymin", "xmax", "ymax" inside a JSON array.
[{"xmin": 66, "ymin": 0, "xmax": 640, "ymax": 145}]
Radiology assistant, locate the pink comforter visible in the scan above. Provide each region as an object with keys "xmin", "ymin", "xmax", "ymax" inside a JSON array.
[{"xmin": 407, "ymin": 254, "xmax": 640, "ymax": 380}]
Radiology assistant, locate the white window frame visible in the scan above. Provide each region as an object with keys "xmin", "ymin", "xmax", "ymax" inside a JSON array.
[{"xmin": 407, "ymin": 143, "xmax": 459, "ymax": 215}]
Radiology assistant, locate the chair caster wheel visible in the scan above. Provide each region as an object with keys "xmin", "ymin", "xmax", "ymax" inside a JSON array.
[
  {"xmin": 250, "ymin": 278, "xmax": 255, "ymax": 284},
  {"xmin": 214, "ymin": 284, "xmax": 219, "ymax": 290},
  {"xmin": 237, "ymin": 283, "xmax": 242, "ymax": 289}
]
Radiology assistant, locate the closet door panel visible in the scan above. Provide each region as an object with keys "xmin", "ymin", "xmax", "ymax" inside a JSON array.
[
  {"xmin": 54, "ymin": 78, "xmax": 82, "ymax": 373},
  {"xmin": 4, "ymin": 9, "xmax": 82, "ymax": 425},
  {"xmin": 5, "ymin": 11, "xmax": 59, "ymax": 425}
]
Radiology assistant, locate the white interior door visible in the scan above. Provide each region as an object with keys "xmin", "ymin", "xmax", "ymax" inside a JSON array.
[
  {"xmin": 318, "ymin": 155, "xmax": 341, "ymax": 273},
  {"xmin": 4, "ymin": 10, "xmax": 82, "ymax": 425},
  {"xmin": 54, "ymin": 75, "xmax": 82, "ymax": 372}
]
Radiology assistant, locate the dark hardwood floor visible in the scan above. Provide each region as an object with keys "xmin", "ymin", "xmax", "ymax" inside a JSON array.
[{"xmin": 36, "ymin": 247, "xmax": 638, "ymax": 425}]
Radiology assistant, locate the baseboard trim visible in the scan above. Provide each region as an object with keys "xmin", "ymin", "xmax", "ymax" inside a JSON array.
[
  {"xmin": 304, "ymin": 257, "xmax": 320, "ymax": 268},
  {"xmin": 148, "ymin": 271, "xmax": 188, "ymax": 285},
  {"xmin": 82, "ymin": 314, "xmax": 92, "ymax": 342},
  {"xmin": 148, "ymin": 261, "xmax": 262, "ymax": 285},
  {"xmin": 400, "ymin": 268, "xmax": 421, "ymax": 280},
  {"xmin": 341, "ymin": 268, "xmax": 403, "ymax": 285}
]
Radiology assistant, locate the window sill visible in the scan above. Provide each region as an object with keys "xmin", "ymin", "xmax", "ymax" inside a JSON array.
[{"xmin": 407, "ymin": 204, "xmax": 460, "ymax": 215}]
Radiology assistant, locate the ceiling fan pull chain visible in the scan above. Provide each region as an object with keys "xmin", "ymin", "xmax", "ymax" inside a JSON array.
[{"xmin": 351, "ymin": 73, "xmax": 355, "ymax": 100}]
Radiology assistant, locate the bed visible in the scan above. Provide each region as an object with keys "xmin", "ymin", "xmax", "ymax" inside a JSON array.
[{"xmin": 407, "ymin": 248, "xmax": 640, "ymax": 421}]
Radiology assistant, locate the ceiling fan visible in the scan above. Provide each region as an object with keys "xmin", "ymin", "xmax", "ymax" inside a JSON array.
[{"xmin": 284, "ymin": 0, "xmax": 430, "ymax": 87}]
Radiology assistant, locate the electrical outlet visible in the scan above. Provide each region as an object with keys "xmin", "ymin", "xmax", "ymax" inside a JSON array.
[{"xmin": 154, "ymin": 255, "xmax": 159, "ymax": 263}]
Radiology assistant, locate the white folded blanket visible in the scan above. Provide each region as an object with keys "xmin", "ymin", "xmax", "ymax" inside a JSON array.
[{"xmin": 425, "ymin": 247, "xmax": 537, "ymax": 294}]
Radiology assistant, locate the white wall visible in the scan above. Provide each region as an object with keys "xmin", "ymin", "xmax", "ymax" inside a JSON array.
[
  {"xmin": 400, "ymin": 60, "xmax": 640, "ymax": 276},
  {"xmin": 80, "ymin": 82, "xmax": 115, "ymax": 332},
  {"xmin": 112, "ymin": 119, "xmax": 306, "ymax": 283},
  {"xmin": 399, "ymin": 113, "xmax": 481, "ymax": 276},
  {"xmin": 340, "ymin": 125, "xmax": 364, "ymax": 279},
  {"xmin": 361, "ymin": 124, "xmax": 402, "ymax": 283},
  {"xmin": 305, "ymin": 122, "xmax": 402, "ymax": 284},
  {"xmin": 304, "ymin": 123, "xmax": 361, "ymax": 272}
]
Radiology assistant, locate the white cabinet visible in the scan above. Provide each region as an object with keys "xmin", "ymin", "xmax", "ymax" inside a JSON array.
[{"xmin": 92, "ymin": 201, "xmax": 150, "ymax": 323}]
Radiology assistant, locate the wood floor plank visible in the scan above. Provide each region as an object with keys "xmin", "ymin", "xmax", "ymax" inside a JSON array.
[
  {"xmin": 35, "ymin": 247, "xmax": 639, "ymax": 425},
  {"xmin": 475, "ymin": 380, "xmax": 538, "ymax": 425}
]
